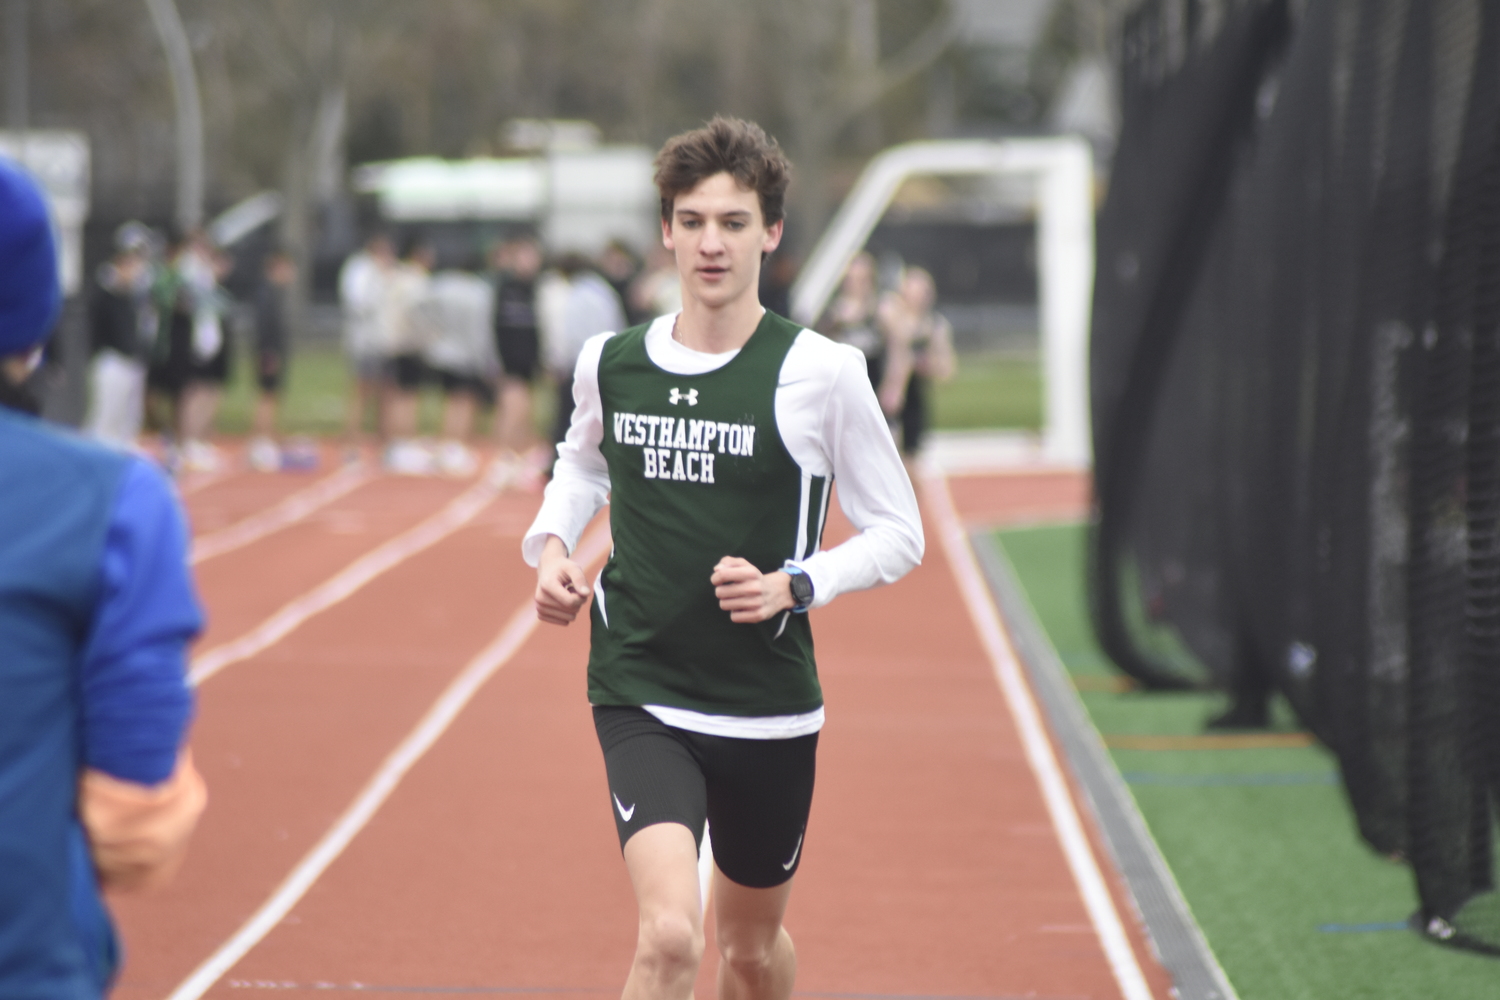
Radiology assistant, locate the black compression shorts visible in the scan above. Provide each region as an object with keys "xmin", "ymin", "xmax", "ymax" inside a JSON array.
[
  {"xmin": 391, "ymin": 353, "xmax": 427, "ymax": 391},
  {"xmin": 495, "ymin": 326, "xmax": 539, "ymax": 381},
  {"xmin": 434, "ymin": 368, "xmax": 496, "ymax": 408},
  {"xmin": 592, "ymin": 706, "xmax": 817, "ymax": 889},
  {"xmin": 256, "ymin": 351, "xmax": 286, "ymax": 394}
]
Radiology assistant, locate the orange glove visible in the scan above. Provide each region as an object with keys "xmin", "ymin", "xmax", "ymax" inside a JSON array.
[{"xmin": 80, "ymin": 748, "xmax": 207, "ymax": 892}]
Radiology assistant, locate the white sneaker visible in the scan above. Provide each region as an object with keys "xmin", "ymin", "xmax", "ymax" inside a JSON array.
[
  {"xmin": 181, "ymin": 439, "xmax": 223, "ymax": 473},
  {"xmin": 436, "ymin": 440, "xmax": 478, "ymax": 477},
  {"xmin": 248, "ymin": 436, "xmax": 281, "ymax": 472},
  {"xmin": 383, "ymin": 439, "xmax": 436, "ymax": 476}
]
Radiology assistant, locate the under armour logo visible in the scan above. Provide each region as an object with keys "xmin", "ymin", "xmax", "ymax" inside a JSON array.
[{"xmin": 669, "ymin": 387, "xmax": 699, "ymax": 406}]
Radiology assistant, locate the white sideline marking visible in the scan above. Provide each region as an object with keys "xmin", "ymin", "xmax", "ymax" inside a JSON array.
[
  {"xmin": 189, "ymin": 478, "xmax": 495, "ymax": 687},
  {"xmin": 922, "ymin": 468, "xmax": 1154, "ymax": 1000},
  {"xmin": 191, "ymin": 464, "xmax": 373, "ymax": 564},
  {"xmin": 166, "ymin": 522, "xmax": 614, "ymax": 1000},
  {"xmin": 177, "ymin": 467, "xmax": 237, "ymax": 496}
]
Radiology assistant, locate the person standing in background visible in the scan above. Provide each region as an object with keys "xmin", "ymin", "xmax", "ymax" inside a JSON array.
[
  {"xmin": 175, "ymin": 232, "xmax": 234, "ymax": 473},
  {"xmin": 759, "ymin": 253, "xmax": 796, "ymax": 319},
  {"xmin": 545, "ymin": 252, "xmax": 624, "ymax": 449},
  {"xmin": 489, "ymin": 235, "xmax": 546, "ymax": 488},
  {"xmin": 599, "ymin": 239, "xmax": 646, "ymax": 326},
  {"xmin": 383, "ymin": 238, "xmax": 437, "ymax": 475},
  {"xmin": 338, "ymin": 233, "xmax": 396, "ymax": 462},
  {"xmin": 423, "ymin": 258, "xmax": 497, "ymax": 477},
  {"xmin": 248, "ymin": 250, "xmax": 296, "ymax": 472},
  {"xmin": 0, "ymin": 158, "xmax": 207, "ymax": 1000},
  {"xmin": 876, "ymin": 265, "xmax": 955, "ymax": 457},
  {"xmin": 84, "ymin": 223, "xmax": 158, "ymax": 450},
  {"xmin": 820, "ymin": 252, "xmax": 884, "ymax": 393},
  {"xmin": 629, "ymin": 244, "xmax": 683, "ymax": 322}
]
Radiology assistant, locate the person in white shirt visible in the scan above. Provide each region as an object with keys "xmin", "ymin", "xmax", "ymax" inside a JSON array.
[
  {"xmin": 523, "ymin": 117, "xmax": 922, "ymax": 1000},
  {"xmin": 423, "ymin": 266, "xmax": 498, "ymax": 476},
  {"xmin": 545, "ymin": 253, "xmax": 626, "ymax": 446},
  {"xmin": 338, "ymin": 233, "xmax": 397, "ymax": 458},
  {"xmin": 382, "ymin": 240, "xmax": 437, "ymax": 474}
]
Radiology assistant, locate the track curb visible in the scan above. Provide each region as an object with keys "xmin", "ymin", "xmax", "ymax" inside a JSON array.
[{"xmin": 969, "ymin": 530, "xmax": 1239, "ymax": 1000}]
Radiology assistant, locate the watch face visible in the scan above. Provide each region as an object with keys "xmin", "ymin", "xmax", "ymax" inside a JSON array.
[{"xmin": 790, "ymin": 571, "xmax": 813, "ymax": 605}]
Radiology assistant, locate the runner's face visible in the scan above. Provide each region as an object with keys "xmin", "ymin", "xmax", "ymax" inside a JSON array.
[{"xmin": 663, "ymin": 172, "xmax": 783, "ymax": 311}]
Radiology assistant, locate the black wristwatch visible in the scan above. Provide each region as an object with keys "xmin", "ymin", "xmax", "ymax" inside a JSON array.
[{"xmin": 785, "ymin": 565, "xmax": 814, "ymax": 613}]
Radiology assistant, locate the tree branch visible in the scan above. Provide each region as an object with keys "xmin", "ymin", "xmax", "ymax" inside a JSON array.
[{"xmin": 823, "ymin": 0, "xmax": 958, "ymax": 134}]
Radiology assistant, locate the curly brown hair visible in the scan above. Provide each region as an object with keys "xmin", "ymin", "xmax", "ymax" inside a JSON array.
[{"xmin": 653, "ymin": 116, "xmax": 792, "ymax": 227}]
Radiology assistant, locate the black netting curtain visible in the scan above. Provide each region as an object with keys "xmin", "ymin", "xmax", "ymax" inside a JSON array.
[{"xmin": 1090, "ymin": 0, "xmax": 1500, "ymax": 952}]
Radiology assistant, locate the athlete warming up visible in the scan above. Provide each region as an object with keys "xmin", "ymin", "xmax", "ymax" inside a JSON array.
[{"xmin": 524, "ymin": 117, "xmax": 924, "ymax": 1000}]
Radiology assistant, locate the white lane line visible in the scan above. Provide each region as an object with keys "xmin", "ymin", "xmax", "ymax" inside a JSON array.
[
  {"xmin": 177, "ymin": 467, "xmax": 239, "ymax": 496},
  {"xmin": 191, "ymin": 464, "xmax": 374, "ymax": 564},
  {"xmin": 166, "ymin": 523, "xmax": 614, "ymax": 1000},
  {"xmin": 922, "ymin": 468, "xmax": 1154, "ymax": 1000},
  {"xmin": 189, "ymin": 478, "xmax": 496, "ymax": 687}
]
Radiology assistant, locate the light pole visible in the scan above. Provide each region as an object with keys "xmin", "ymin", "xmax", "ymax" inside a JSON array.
[{"xmin": 143, "ymin": 0, "xmax": 203, "ymax": 232}]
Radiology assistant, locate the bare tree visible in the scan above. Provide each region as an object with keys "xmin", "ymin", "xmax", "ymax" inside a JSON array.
[{"xmin": 766, "ymin": 0, "xmax": 958, "ymax": 250}]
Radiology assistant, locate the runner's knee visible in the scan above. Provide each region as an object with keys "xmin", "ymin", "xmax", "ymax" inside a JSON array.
[
  {"xmin": 717, "ymin": 927, "xmax": 784, "ymax": 984},
  {"xmin": 636, "ymin": 910, "xmax": 703, "ymax": 976}
]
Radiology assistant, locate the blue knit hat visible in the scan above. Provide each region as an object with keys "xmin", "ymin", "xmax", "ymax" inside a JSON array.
[{"xmin": 0, "ymin": 158, "xmax": 60, "ymax": 355}]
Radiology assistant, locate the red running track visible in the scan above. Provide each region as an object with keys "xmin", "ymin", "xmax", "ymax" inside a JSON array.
[{"xmin": 107, "ymin": 465, "xmax": 1169, "ymax": 1000}]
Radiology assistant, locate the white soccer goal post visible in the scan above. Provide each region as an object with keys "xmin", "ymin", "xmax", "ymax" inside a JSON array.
[{"xmin": 790, "ymin": 138, "xmax": 1095, "ymax": 468}]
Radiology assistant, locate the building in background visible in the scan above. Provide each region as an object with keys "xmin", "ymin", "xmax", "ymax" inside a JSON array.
[{"xmin": 351, "ymin": 120, "xmax": 657, "ymax": 266}]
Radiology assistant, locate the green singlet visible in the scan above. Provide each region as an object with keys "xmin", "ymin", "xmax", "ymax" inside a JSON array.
[{"xmin": 589, "ymin": 311, "xmax": 831, "ymax": 717}]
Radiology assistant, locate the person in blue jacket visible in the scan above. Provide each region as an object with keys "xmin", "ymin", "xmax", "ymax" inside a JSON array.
[{"xmin": 0, "ymin": 159, "xmax": 207, "ymax": 998}]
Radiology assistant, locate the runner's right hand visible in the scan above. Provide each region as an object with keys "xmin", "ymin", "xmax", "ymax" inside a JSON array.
[{"xmin": 536, "ymin": 535, "xmax": 590, "ymax": 626}]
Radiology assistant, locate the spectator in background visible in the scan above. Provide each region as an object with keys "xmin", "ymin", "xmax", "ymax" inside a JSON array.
[
  {"xmin": 877, "ymin": 265, "xmax": 955, "ymax": 457},
  {"xmin": 598, "ymin": 239, "xmax": 646, "ymax": 326},
  {"xmin": 175, "ymin": 232, "xmax": 234, "ymax": 473},
  {"xmin": 423, "ymin": 259, "xmax": 497, "ymax": 477},
  {"xmin": 0, "ymin": 158, "xmax": 207, "ymax": 1000},
  {"xmin": 546, "ymin": 252, "xmax": 624, "ymax": 448},
  {"xmin": 84, "ymin": 223, "xmax": 158, "ymax": 450},
  {"xmin": 629, "ymin": 244, "xmax": 682, "ymax": 322},
  {"xmin": 144, "ymin": 232, "xmax": 192, "ymax": 468},
  {"xmin": 338, "ymin": 232, "xmax": 397, "ymax": 461},
  {"xmin": 759, "ymin": 251, "xmax": 797, "ymax": 318},
  {"xmin": 821, "ymin": 251, "xmax": 884, "ymax": 392},
  {"xmin": 248, "ymin": 250, "xmax": 296, "ymax": 472},
  {"xmin": 383, "ymin": 238, "xmax": 437, "ymax": 475},
  {"xmin": 489, "ymin": 235, "xmax": 548, "ymax": 489}
]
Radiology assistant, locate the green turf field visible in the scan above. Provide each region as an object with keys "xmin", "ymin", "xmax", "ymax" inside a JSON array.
[
  {"xmin": 929, "ymin": 352, "xmax": 1041, "ymax": 429},
  {"xmin": 996, "ymin": 524, "xmax": 1500, "ymax": 999},
  {"xmin": 212, "ymin": 345, "xmax": 1040, "ymax": 437},
  {"xmin": 213, "ymin": 345, "xmax": 557, "ymax": 439}
]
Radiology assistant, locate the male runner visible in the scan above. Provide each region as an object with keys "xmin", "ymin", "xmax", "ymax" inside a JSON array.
[{"xmin": 524, "ymin": 117, "xmax": 923, "ymax": 999}]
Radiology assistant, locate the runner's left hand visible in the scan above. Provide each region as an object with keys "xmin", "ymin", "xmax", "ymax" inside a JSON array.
[{"xmin": 712, "ymin": 557, "xmax": 794, "ymax": 623}]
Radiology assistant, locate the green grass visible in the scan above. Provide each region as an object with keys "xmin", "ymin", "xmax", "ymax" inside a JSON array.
[
  {"xmin": 212, "ymin": 345, "xmax": 1039, "ymax": 437},
  {"xmin": 216, "ymin": 345, "xmax": 351, "ymax": 436},
  {"xmin": 996, "ymin": 524, "xmax": 1500, "ymax": 999},
  {"xmin": 213, "ymin": 345, "xmax": 556, "ymax": 438},
  {"xmin": 931, "ymin": 352, "xmax": 1040, "ymax": 429}
]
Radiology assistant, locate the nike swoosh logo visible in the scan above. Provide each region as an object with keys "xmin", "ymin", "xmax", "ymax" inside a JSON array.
[
  {"xmin": 782, "ymin": 832, "xmax": 804, "ymax": 870},
  {"xmin": 613, "ymin": 793, "xmax": 636, "ymax": 823}
]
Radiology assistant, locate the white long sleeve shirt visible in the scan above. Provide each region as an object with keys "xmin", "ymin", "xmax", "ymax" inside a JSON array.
[{"xmin": 523, "ymin": 311, "xmax": 924, "ymax": 737}]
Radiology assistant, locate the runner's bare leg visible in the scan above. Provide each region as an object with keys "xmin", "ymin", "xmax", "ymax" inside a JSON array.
[
  {"xmin": 622, "ymin": 822, "xmax": 705, "ymax": 1000},
  {"xmin": 714, "ymin": 870, "xmax": 795, "ymax": 1000}
]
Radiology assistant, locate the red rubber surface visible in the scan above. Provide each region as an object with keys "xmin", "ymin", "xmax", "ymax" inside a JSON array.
[{"xmin": 108, "ymin": 466, "xmax": 1169, "ymax": 1000}]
